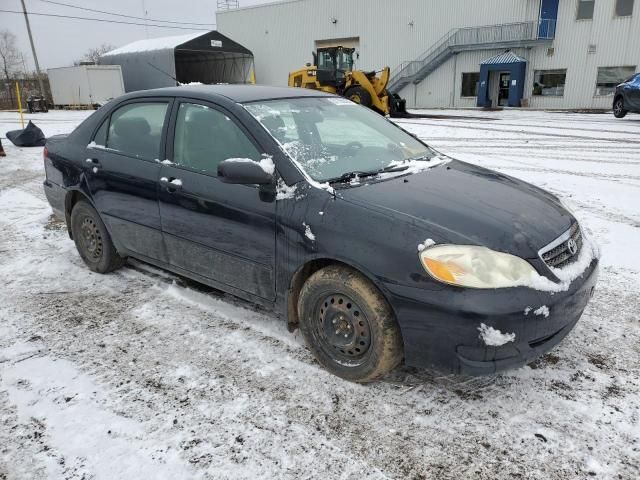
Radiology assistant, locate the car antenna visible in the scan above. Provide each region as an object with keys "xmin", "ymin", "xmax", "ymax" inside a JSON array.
[{"xmin": 147, "ymin": 62, "xmax": 178, "ymax": 83}]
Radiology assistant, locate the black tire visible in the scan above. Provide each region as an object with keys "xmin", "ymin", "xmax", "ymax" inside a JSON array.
[
  {"xmin": 70, "ymin": 200, "xmax": 125, "ymax": 273},
  {"xmin": 298, "ymin": 265, "xmax": 403, "ymax": 383},
  {"xmin": 345, "ymin": 86, "xmax": 373, "ymax": 108},
  {"xmin": 613, "ymin": 97, "xmax": 627, "ymax": 118}
]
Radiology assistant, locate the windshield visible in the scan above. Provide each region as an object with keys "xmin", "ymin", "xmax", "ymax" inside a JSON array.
[{"xmin": 244, "ymin": 97, "xmax": 434, "ymax": 183}]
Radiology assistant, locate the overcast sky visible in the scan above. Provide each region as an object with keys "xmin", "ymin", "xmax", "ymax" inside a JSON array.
[{"xmin": 0, "ymin": 0, "xmax": 274, "ymax": 70}]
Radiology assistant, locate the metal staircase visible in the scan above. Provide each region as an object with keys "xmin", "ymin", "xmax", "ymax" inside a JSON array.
[{"xmin": 388, "ymin": 20, "xmax": 556, "ymax": 93}]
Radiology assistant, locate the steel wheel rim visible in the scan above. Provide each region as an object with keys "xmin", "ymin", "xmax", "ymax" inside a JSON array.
[
  {"xmin": 349, "ymin": 94, "xmax": 362, "ymax": 104},
  {"xmin": 79, "ymin": 216, "xmax": 103, "ymax": 260},
  {"xmin": 313, "ymin": 293, "xmax": 372, "ymax": 366}
]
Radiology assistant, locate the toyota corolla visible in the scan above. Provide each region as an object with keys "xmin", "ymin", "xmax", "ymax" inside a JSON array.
[{"xmin": 43, "ymin": 85, "xmax": 599, "ymax": 382}]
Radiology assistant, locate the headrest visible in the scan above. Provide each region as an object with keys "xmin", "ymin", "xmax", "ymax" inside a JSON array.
[
  {"xmin": 186, "ymin": 109, "xmax": 212, "ymax": 125},
  {"xmin": 114, "ymin": 117, "xmax": 150, "ymax": 137}
]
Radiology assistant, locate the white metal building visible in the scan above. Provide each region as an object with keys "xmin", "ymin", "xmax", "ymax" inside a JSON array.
[{"xmin": 217, "ymin": 0, "xmax": 640, "ymax": 109}]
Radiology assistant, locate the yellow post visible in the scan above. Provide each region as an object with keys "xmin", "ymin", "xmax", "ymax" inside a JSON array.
[
  {"xmin": 15, "ymin": 82, "xmax": 25, "ymax": 129},
  {"xmin": 250, "ymin": 69, "xmax": 256, "ymax": 85}
]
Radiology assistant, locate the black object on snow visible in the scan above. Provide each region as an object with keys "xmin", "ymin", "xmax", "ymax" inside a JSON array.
[{"xmin": 6, "ymin": 121, "xmax": 47, "ymax": 147}]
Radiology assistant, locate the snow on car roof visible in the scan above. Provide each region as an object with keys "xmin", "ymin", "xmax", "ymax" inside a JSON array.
[{"xmin": 101, "ymin": 31, "xmax": 207, "ymax": 57}]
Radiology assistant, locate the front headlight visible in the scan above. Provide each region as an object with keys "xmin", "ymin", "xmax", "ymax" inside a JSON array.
[{"xmin": 419, "ymin": 245, "xmax": 538, "ymax": 289}]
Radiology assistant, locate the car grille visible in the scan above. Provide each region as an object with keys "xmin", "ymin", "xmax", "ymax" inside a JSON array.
[{"xmin": 540, "ymin": 223, "xmax": 583, "ymax": 269}]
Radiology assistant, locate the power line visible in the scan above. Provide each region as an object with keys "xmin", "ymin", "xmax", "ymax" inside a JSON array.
[
  {"xmin": 35, "ymin": 0, "xmax": 216, "ymax": 27},
  {"xmin": 0, "ymin": 10, "xmax": 214, "ymax": 30}
]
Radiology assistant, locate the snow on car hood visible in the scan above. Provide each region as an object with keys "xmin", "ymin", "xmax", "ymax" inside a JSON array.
[{"xmin": 337, "ymin": 159, "xmax": 575, "ymax": 260}]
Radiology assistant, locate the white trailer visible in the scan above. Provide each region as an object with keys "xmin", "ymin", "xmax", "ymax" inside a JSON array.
[{"xmin": 47, "ymin": 65, "xmax": 125, "ymax": 108}]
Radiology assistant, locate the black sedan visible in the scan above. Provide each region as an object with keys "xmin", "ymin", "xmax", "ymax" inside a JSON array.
[
  {"xmin": 614, "ymin": 72, "xmax": 640, "ymax": 118},
  {"xmin": 43, "ymin": 85, "xmax": 599, "ymax": 382}
]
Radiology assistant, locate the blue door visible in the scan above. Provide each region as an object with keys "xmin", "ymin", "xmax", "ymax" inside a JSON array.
[{"xmin": 539, "ymin": 0, "xmax": 558, "ymax": 38}]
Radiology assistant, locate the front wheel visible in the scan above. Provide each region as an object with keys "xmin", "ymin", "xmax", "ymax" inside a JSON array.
[
  {"xmin": 70, "ymin": 200, "xmax": 125, "ymax": 273},
  {"xmin": 298, "ymin": 265, "xmax": 403, "ymax": 383},
  {"xmin": 344, "ymin": 86, "xmax": 373, "ymax": 108},
  {"xmin": 613, "ymin": 97, "xmax": 627, "ymax": 118}
]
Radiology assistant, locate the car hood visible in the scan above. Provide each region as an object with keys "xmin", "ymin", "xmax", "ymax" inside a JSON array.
[{"xmin": 336, "ymin": 160, "xmax": 573, "ymax": 259}]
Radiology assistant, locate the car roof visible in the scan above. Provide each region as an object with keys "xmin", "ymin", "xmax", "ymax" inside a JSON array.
[{"xmin": 125, "ymin": 84, "xmax": 335, "ymax": 103}]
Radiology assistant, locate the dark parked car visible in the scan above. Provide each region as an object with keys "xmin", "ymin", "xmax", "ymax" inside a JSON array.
[
  {"xmin": 613, "ymin": 73, "xmax": 640, "ymax": 118},
  {"xmin": 43, "ymin": 85, "xmax": 599, "ymax": 382}
]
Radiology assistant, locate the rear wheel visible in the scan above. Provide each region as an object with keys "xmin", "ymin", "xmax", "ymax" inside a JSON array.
[
  {"xmin": 345, "ymin": 86, "xmax": 373, "ymax": 108},
  {"xmin": 70, "ymin": 200, "xmax": 125, "ymax": 273},
  {"xmin": 613, "ymin": 97, "xmax": 627, "ymax": 118},
  {"xmin": 298, "ymin": 265, "xmax": 403, "ymax": 383}
]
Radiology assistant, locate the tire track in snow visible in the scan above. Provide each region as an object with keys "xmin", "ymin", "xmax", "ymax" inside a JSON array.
[
  {"xmin": 477, "ymin": 164, "xmax": 640, "ymax": 183},
  {"xmin": 414, "ymin": 119, "xmax": 640, "ymax": 137},
  {"xmin": 396, "ymin": 119, "xmax": 640, "ymax": 144}
]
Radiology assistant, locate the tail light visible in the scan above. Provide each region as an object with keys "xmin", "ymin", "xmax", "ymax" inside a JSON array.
[{"xmin": 43, "ymin": 147, "xmax": 49, "ymax": 179}]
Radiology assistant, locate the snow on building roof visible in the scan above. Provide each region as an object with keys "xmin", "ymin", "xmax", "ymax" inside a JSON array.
[
  {"xmin": 481, "ymin": 51, "xmax": 527, "ymax": 65},
  {"xmin": 102, "ymin": 31, "xmax": 207, "ymax": 57}
]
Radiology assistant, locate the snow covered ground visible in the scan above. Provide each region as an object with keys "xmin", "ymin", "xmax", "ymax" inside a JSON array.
[{"xmin": 0, "ymin": 109, "xmax": 639, "ymax": 479}]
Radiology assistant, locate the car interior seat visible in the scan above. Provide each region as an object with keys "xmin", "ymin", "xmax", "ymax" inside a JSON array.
[{"xmin": 109, "ymin": 117, "xmax": 156, "ymax": 159}]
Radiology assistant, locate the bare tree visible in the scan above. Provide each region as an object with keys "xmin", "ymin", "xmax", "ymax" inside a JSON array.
[
  {"xmin": 0, "ymin": 30, "xmax": 22, "ymax": 82},
  {"xmin": 74, "ymin": 43, "xmax": 116, "ymax": 65},
  {"xmin": 0, "ymin": 30, "xmax": 24, "ymax": 107}
]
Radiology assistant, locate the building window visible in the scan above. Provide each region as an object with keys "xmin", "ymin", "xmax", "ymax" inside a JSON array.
[
  {"xmin": 576, "ymin": 0, "xmax": 595, "ymax": 19},
  {"xmin": 615, "ymin": 0, "xmax": 634, "ymax": 16},
  {"xmin": 461, "ymin": 72, "xmax": 480, "ymax": 97},
  {"xmin": 595, "ymin": 66, "xmax": 636, "ymax": 95},
  {"xmin": 533, "ymin": 70, "xmax": 567, "ymax": 96}
]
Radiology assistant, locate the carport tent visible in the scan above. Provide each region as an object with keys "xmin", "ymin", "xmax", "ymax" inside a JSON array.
[{"xmin": 100, "ymin": 31, "xmax": 254, "ymax": 92}]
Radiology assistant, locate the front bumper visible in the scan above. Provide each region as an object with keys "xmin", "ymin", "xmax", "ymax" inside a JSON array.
[{"xmin": 383, "ymin": 258, "xmax": 599, "ymax": 375}]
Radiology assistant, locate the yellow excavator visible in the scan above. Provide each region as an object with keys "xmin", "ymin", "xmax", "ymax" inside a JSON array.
[{"xmin": 288, "ymin": 46, "xmax": 408, "ymax": 117}]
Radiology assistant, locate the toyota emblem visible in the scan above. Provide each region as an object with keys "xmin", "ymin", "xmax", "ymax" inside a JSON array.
[{"xmin": 567, "ymin": 238, "xmax": 578, "ymax": 255}]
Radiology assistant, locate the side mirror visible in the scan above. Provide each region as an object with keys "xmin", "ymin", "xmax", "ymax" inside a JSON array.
[{"xmin": 218, "ymin": 159, "xmax": 274, "ymax": 185}]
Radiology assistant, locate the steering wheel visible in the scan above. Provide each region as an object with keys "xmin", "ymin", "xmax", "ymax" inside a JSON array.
[{"xmin": 342, "ymin": 141, "xmax": 364, "ymax": 156}]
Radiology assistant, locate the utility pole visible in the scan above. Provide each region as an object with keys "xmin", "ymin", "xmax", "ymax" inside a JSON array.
[{"xmin": 20, "ymin": 0, "xmax": 46, "ymax": 97}]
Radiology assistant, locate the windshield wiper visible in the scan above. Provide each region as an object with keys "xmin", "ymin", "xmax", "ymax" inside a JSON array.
[
  {"xmin": 325, "ymin": 170, "xmax": 376, "ymax": 184},
  {"xmin": 406, "ymin": 154, "xmax": 433, "ymax": 162},
  {"xmin": 325, "ymin": 165, "xmax": 410, "ymax": 184}
]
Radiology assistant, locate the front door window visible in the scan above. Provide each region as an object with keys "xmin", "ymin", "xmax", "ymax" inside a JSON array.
[{"xmin": 173, "ymin": 103, "xmax": 261, "ymax": 175}]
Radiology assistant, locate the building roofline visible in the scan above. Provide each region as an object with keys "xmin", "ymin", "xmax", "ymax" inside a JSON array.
[{"xmin": 217, "ymin": 0, "xmax": 307, "ymax": 15}]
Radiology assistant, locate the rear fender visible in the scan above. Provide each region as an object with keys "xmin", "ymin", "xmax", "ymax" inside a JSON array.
[{"xmin": 63, "ymin": 182, "xmax": 94, "ymax": 239}]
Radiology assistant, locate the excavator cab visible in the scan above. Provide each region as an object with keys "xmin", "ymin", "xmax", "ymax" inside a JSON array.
[
  {"xmin": 288, "ymin": 46, "xmax": 408, "ymax": 117},
  {"xmin": 313, "ymin": 47, "xmax": 355, "ymax": 88}
]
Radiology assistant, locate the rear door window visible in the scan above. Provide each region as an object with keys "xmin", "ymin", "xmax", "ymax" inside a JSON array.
[
  {"xmin": 107, "ymin": 102, "xmax": 169, "ymax": 160},
  {"xmin": 172, "ymin": 103, "xmax": 261, "ymax": 176}
]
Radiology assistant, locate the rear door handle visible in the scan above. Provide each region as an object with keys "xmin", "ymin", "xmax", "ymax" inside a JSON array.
[
  {"xmin": 85, "ymin": 158, "xmax": 101, "ymax": 167},
  {"xmin": 160, "ymin": 177, "xmax": 183, "ymax": 192},
  {"xmin": 85, "ymin": 158, "xmax": 101, "ymax": 172}
]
